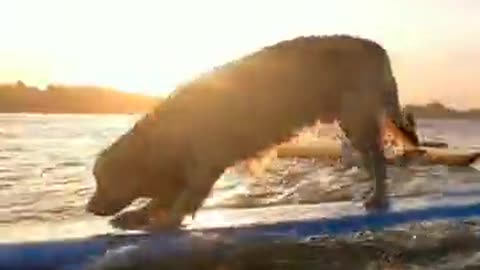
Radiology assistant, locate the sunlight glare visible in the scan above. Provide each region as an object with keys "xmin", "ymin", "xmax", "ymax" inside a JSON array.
[{"xmin": 1, "ymin": 0, "xmax": 480, "ymax": 106}]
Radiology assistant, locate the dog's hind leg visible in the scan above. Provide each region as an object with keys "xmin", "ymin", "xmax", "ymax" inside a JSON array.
[
  {"xmin": 339, "ymin": 92, "xmax": 389, "ymax": 211},
  {"xmin": 383, "ymin": 75, "xmax": 404, "ymax": 128}
]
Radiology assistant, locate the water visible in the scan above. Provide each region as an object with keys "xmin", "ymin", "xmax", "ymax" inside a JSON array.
[{"xmin": 1, "ymin": 114, "xmax": 480, "ymax": 269}]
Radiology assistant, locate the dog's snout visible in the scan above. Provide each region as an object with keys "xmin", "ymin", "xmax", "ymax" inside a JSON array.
[{"xmin": 86, "ymin": 194, "xmax": 110, "ymax": 216}]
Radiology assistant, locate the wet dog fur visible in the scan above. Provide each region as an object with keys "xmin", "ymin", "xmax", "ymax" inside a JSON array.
[{"xmin": 86, "ymin": 35, "xmax": 409, "ymax": 231}]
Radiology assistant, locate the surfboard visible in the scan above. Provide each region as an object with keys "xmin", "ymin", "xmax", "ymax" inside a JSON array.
[
  {"xmin": 276, "ymin": 142, "xmax": 480, "ymax": 168},
  {"xmin": 276, "ymin": 118, "xmax": 480, "ymax": 168},
  {"xmin": 4, "ymin": 189, "xmax": 480, "ymax": 270}
]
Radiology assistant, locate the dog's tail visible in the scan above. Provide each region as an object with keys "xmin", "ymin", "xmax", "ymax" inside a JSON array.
[
  {"xmin": 381, "ymin": 53, "xmax": 420, "ymax": 147},
  {"xmin": 383, "ymin": 117, "xmax": 419, "ymax": 149},
  {"xmin": 397, "ymin": 110, "xmax": 420, "ymax": 146}
]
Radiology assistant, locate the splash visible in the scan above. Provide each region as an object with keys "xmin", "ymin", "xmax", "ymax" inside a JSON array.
[{"xmin": 236, "ymin": 121, "xmax": 337, "ymax": 178}]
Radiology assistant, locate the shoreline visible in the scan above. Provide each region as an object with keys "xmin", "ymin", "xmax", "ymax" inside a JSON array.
[{"xmin": 1, "ymin": 112, "xmax": 479, "ymax": 120}]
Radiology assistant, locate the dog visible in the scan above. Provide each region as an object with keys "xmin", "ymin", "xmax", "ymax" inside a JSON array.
[{"xmin": 86, "ymin": 35, "xmax": 411, "ymax": 231}]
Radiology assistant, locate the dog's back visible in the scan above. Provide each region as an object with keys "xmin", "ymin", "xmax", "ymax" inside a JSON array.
[
  {"xmin": 147, "ymin": 35, "xmax": 393, "ymax": 170},
  {"xmin": 88, "ymin": 35, "xmax": 400, "ymax": 226}
]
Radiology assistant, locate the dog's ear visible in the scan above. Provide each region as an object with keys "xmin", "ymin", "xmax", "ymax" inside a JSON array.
[{"xmin": 383, "ymin": 117, "xmax": 419, "ymax": 149}]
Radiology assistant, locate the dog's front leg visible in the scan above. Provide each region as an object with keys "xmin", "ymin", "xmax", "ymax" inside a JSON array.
[{"xmin": 167, "ymin": 158, "xmax": 219, "ymax": 228}]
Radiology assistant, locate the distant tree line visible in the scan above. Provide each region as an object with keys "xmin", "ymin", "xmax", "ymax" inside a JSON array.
[
  {"xmin": 0, "ymin": 81, "xmax": 159, "ymax": 114},
  {"xmin": 0, "ymin": 81, "xmax": 479, "ymax": 117},
  {"xmin": 405, "ymin": 101, "xmax": 480, "ymax": 119}
]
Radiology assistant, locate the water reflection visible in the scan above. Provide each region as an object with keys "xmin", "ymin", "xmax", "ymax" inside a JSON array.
[{"xmin": 0, "ymin": 114, "xmax": 479, "ymax": 243}]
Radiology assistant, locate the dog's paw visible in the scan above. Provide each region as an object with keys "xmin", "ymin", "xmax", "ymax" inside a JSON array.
[
  {"xmin": 143, "ymin": 210, "xmax": 185, "ymax": 232},
  {"xmin": 363, "ymin": 194, "xmax": 390, "ymax": 212},
  {"xmin": 109, "ymin": 210, "xmax": 149, "ymax": 231},
  {"xmin": 110, "ymin": 209, "xmax": 185, "ymax": 232},
  {"xmin": 143, "ymin": 220, "xmax": 185, "ymax": 232}
]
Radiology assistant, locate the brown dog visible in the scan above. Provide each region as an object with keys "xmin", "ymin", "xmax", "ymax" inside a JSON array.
[{"xmin": 86, "ymin": 35, "xmax": 409, "ymax": 231}]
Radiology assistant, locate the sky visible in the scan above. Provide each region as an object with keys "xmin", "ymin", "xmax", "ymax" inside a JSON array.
[{"xmin": 1, "ymin": 0, "xmax": 479, "ymax": 109}]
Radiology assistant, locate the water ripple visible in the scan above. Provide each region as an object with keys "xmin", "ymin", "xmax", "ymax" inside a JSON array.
[{"xmin": 0, "ymin": 114, "xmax": 479, "ymax": 242}]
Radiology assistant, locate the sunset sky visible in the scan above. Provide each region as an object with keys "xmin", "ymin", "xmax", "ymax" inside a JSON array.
[{"xmin": 1, "ymin": 0, "xmax": 479, "ymax": 108}]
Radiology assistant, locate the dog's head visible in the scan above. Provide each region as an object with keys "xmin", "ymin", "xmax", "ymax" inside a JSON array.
[{"xmin": 86, "ymin": 112, "xmax": 186, "ymax": 217}]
